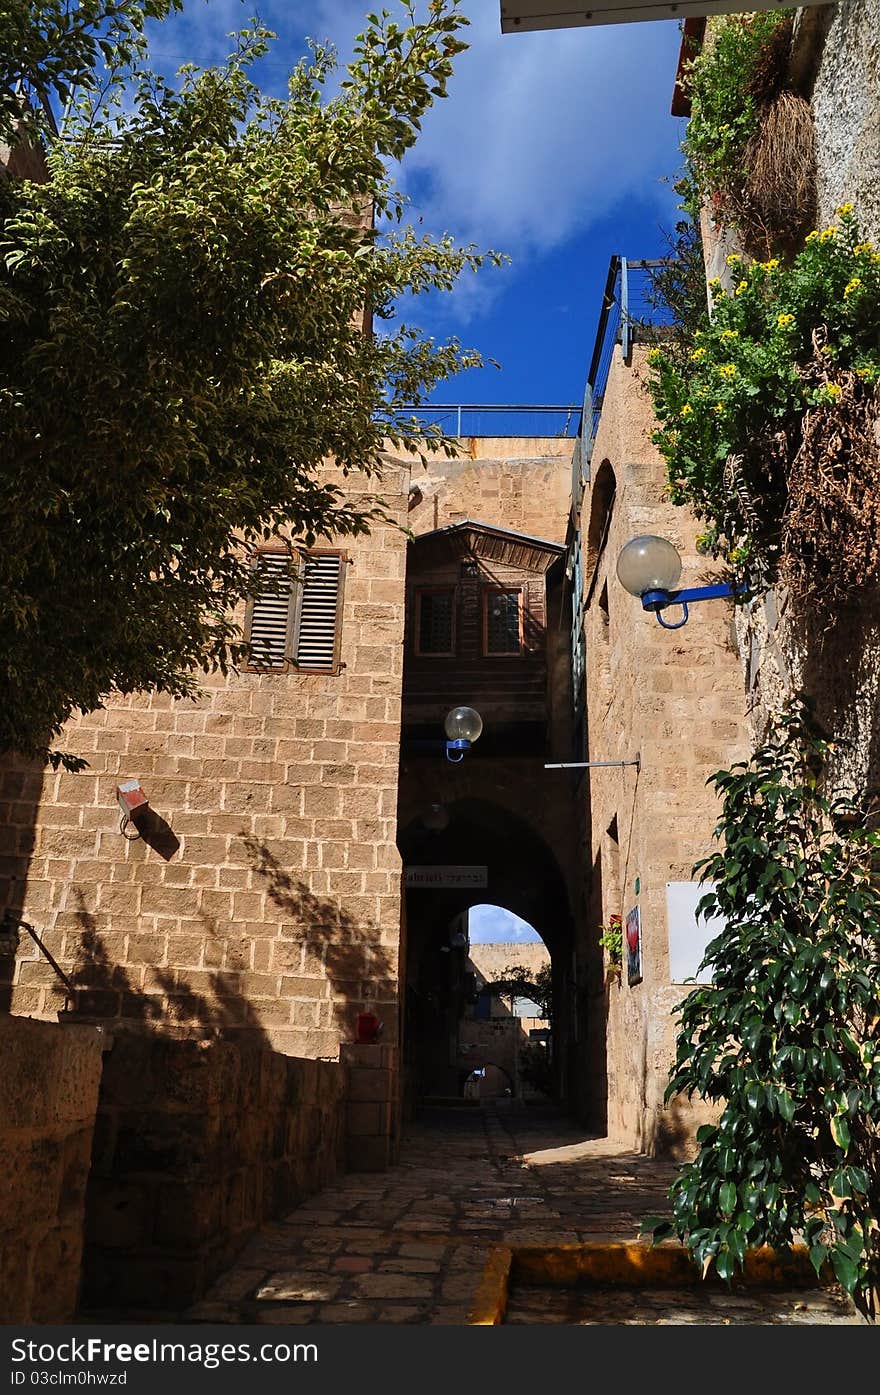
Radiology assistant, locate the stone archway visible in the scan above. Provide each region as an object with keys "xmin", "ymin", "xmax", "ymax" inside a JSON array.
[{"xmin": 396, "ymin": 797, "xmax": 578, "ymax": 1109}]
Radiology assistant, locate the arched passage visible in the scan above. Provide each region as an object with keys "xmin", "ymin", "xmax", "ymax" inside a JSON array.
[{"xmin": 397, "ymin": 798, "xmax": 577, "ymax": 1109}]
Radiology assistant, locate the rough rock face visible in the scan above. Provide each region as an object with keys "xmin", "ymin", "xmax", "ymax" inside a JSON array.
[{"xmin": 811, "ymin": 0, "xmax": 880, "ymax": 240}]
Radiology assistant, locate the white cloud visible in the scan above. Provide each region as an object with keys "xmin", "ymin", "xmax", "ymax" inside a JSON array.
[
  {"xmin": 400, "ymin": 10, "xmax": 684, "ymax": 254},
  {"xmin": 145, "ymin": 2, "xmax": 686, "ymax": 323},
  {"xmin": 468, "ymin": 904, "xmax": 542, "ymax": 944}
]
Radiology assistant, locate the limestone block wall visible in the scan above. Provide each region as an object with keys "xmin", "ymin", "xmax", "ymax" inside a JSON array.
[
  {"xmin": 400, "ymin": 437, "xmax": 572, "ymax": 545},
  {"xmin": 340, "ymin": 1041, "xmax": 400, "ymax": 1173},
  {"xmin": 0, "ymin": 1015, "xmax": 105, "ymax": 1322},
  {"xmin": 578, "ymin": 348, "xmax": 750, "ymax": 1156},
  {"xmin": 83, "ymin": 1033, "xmax": 346, "ymax": 1312},
  {"xmin": 0, "ymin": 463, "xmax": 411, "ymax": 1057}
]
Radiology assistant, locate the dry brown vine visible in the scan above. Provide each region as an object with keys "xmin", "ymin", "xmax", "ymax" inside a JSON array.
[{"xmin": 781, "ymin": 332, "xmax": 880, "ymax": 624}]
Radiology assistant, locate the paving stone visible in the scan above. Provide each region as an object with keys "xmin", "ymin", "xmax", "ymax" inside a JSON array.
[
  {"xmin": 398, "ymin": 1242, "xmax": 448, "ymax": 1259},
  {"xmin": 255, "ymin": 1276, "xmax": 342, "ymax": 1303},
  {"xmin": 353, "ymin": 1274, "xmax": 434, "ymax": 1300},
  {"xmin": 377, "ymin": 1259, "xmax": 442, "ymax": 1274},
  {"xmin": 254, "ymin": 1306, "xmax": 318, "ymax": 1324},
  {"xmin": 375, "ymin": 1306, "xmax": 425, "ymax": 1323},
  {"xmin": 317, "ymin": 1304, "xmax": 377, "ymax": 1323},
  {"xmin": 333, "ymin": 1256, "xmax": 375, "ymax": 1274}
]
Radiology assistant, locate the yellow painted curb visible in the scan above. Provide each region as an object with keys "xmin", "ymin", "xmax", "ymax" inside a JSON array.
[
  {"xmin": 511, "ymin": 1241, "xmax": 825, "ymax": 1289},
  {"xmin": 467, "ymin": 1245, "xmax": 512, "ymax": 1325},
  {"xmin": 469, "ymin": 1241, "xmax": 831, "ymax": 1323}
]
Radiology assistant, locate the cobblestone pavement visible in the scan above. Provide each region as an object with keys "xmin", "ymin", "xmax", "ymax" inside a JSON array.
[
  {"xmin": 505, "ymin": 1285, "xmax": 862, "ymax": 1325},
  {"xmin": 184, "ymin": 1105, "xmax": 858, "ymax": 1326}
]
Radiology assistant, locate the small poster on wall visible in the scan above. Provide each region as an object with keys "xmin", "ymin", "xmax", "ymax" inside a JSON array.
[{"xmin": 625, "ymin": 905, "xmax": 642, "ymax": 986}]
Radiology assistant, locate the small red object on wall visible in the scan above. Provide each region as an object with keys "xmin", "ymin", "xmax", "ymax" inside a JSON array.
[
  {"xmin": 356, "ymin": 1010, "xmax": 382, "ymax": 1043},
  {"xmin": 116, "ymin": 779, "xmax": 149, "ymax": 820}
]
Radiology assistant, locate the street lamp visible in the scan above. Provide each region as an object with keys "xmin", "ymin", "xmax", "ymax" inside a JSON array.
[
  {"xmin": 444, "ymin": 706, "xmax": 483, "ymax": 763},
  {"xmin": 616, "ymin": 535, "xmax": 743, "ymax": 630}
]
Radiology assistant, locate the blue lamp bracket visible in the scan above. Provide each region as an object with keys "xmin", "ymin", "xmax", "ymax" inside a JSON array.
[{"xmin": 641, "ymin": 582, "xmax": 744, "ymax": 629}]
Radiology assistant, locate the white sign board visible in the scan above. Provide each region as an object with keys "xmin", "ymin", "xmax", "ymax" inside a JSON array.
[
  {"xmin": 500, "ymin": 1, "xmax": 831, "ymax": 34},
  {"xmin": 666, "ymin": 881, "xmax": 724, "ymax": 985},
  {"xmin": 405, "ymin": 865, "xmax": 488, "ymax": 889}
]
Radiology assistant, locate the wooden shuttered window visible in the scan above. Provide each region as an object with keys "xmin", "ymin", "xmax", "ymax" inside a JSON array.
[{"xmin": 244, "ymin": 549, "xmax": 346, "ymax": 674}]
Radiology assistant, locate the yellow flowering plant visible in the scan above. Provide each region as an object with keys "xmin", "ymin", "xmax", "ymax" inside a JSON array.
[{"xmin": 645, "ymin": 209, "xmax": 880, "ymax": 575}]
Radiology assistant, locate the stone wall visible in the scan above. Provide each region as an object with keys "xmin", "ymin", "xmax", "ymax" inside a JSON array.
[
  {"xmin": 0, "ymin": 463, "xmax": 411, "ymax": 1057},
  {"xmin": 83, "ymin": 1032, "xmax": 346, "ymax": 1312},
  {"xmin": 401, "ymin": 437, "xmax": 572, "ymax": 545},
  {"xmin": 698, "ymin": 4, "xmax": 880, "ymax": 794},
  {"xmin": 0, "ymin": 1015, "xmax": 105, "ymax": 1322},
  {"xmin": 577, "ymin": 348, "xmax": 750, "ymax": 1156},
  {"xmin": 810, "ymin": 0, "xmax": 880, "ymax": 241}
]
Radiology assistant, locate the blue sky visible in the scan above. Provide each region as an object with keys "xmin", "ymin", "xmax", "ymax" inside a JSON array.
[
  {"xmin": 143, "ymin": 1, "xmax": 688, "ymax": 407},
  {"xmin": 468, "ymin": 904, "xmax": 542, "ymax": 944}
]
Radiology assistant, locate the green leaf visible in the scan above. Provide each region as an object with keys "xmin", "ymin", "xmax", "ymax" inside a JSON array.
[
  {"xmin": 830, "ymin": 1249, "xmax": 859, "ymax": 1293},
  {"xmin": 830, "ymin": 1114, "xmax": 851, "ymax": 1151},
  {"xmin": 719, "ymin": 1182, "xmax": 737, "ymax": 1215},
  {"xmin": 809, "ymin": 1244, "xmax": 829, "ymax": 1277}
]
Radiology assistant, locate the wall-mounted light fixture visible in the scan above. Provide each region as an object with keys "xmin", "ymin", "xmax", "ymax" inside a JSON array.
[
  {"xmin": 444, "ymin": 706, "xmax": 483, "ymax": 763},
  {"xmin": 116, "ymin": 779, "xmax": 150, "ymax": 837},
  {"xmin": 616, "ymin": 535, "xmax": 744, "ymax": 630}
]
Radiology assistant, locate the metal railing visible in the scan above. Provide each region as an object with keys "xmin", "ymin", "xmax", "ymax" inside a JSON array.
[
  {"xmin": 394, "ymin": 404, "xmax": 582, "ymax": 439},
  {"xmin": 571, "ymin": 256, "xmax": 668, "ymax": 507}
]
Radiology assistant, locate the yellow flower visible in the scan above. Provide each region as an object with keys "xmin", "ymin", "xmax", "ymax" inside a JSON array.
[
  {"xmin": 713, "ymin": 403, "xmax": 725, "ymax": 415},
  {"xmin": 760, "ymin": 258, "xmax": 780, "ymax": 271},
  {"xmin": 718, "ymin": 364, "xmax": 737, "ymax": 380},
  {"xmin": 844, "ymin": 277, "xmax": 863, "ymax": 298},
  {"xmin": 819, "ymin": 228, "xmax": 836, "ymax": 243},
  {"xmin": 819, "ymin": 344, "xmax": 832, "ymax": 356},
  {"xmin": 720, "ymin": 329, "xmax": 739, "ymax": 341},
  {"xmin": 777, "ymin": 313, "xmax": 795, "ymax": 329},
  {"xmin": 836, "ymin": 202, "xmax": 854, "ymax": 217},
  {"xmin": 734, "ymin": 280, "xmax": 748, "ymax": 295},
  {"xmin": 854, "ymin": 242, "xmax": 874, "ymax": 256},
  {"xmin": 856, "ymin": 366, "xmax": 873, "ymax": 379},
  {"xmin": 726, "ymin": 253, "xmax": 741, "ymax": 266},
  {"xmin": 805, "ymin": 231, "xmax": 819, "ymax": 242},
  {"xmin": 690, "ymin": 346, "xmax": 707, "ymax": 361},
  {"xmin": 647, "ymin": 347, "xmax": 662, "ymax": 363},
  {"xmin": 708, "ymin": 277, "xmax": 722, "ymax": 290},
  {"xmin": 824, "ymin": 383, "xmax": 843, "ymax": 400},
  {"xmin": 680, "ymin": 403, "xmax": 694, "ymax": 417}
]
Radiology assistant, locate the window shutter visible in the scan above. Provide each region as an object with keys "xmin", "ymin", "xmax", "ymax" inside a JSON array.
[
  {"xmin": 295, "ymin": 553, "xmax": 344, "ymax": 671},
  {"xmin": 247, "ymin": 552, "xmax": 296, "ymax": 669}
]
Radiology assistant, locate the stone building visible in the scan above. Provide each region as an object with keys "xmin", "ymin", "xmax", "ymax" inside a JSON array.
[{"xmin": 570, "ymin": 345, "xmax": 749, "ymax": 1152}]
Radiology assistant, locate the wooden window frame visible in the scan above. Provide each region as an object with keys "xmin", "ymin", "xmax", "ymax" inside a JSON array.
[
  {"xmin": 414, "ymin": 586, "xmax": 457, "ymax": 657},
  {"xmin": 481, "ymin": 586, "xmax": 524, "ymax": 657},
  {"xmin": 242, "ymin": 546, "xmax": 347, "ymax": 675}
]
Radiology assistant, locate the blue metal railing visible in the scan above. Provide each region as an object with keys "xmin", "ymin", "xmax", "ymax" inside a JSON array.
[
  {"xmin": 394, "ymin": 404, "xmax": 582, "ymax": 439},
  {"xmin": 568, "ymin": 255, "xmax": 668, "ymax": 716},
  {"xmin": 571, "ymin": 256, "xmax": 667, "ymax": 509}
]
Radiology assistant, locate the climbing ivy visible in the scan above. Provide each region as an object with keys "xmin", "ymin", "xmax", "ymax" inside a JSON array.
[{"xmin": 643, "ymin": 701, "xmax": 880, "ymax": 1317}]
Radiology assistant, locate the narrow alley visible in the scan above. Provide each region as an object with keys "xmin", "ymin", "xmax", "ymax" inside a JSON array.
[{"xmin": 176, "ymin": 1108, "xmax": 859, "ymax": 1327}]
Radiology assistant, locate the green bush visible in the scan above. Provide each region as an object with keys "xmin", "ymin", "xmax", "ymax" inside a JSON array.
[
  {"xmin": 683, "ymin": 12, "xmax": 793, "ymax": 225},
  {"xmin": 643, "ymin": 701, "xmax": 880, "ymax": 1317},
  {"xmin": 647, "ymin": 208, "xmax": 880, "ymax": 574}
]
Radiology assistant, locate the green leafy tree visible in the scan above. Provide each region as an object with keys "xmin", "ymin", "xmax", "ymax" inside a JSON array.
[
  {"xmin": 644, "ymin": 701, "xmax": 880, "ymax": 1317},
  {"xmin": 489, "ymin": 961, "xmax": 553, "ymax": 1020},
  {"xmin": 0, "ymin": 0, "xmax": 181, "ymax": 140},
  {"xmin": 0, "ymin": 1, "xmax": 500, "ymax": 765}
]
